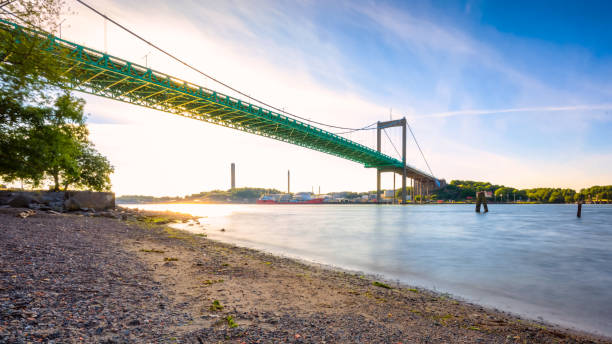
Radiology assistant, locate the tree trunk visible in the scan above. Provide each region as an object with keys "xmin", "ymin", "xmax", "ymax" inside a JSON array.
[{"xmin": 52, "ymin": 172, "xmax": 60, "ymax": 192}]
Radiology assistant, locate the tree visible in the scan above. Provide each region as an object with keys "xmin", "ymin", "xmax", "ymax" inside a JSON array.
[
  {"xmin": 548, "ymin": 190, "xmax": 564, "ymax": 203},
  {"xmin": 62, "ymin": 143, "xmax": 114, "ymax": 191},
  {"xmin": 1, "ymin": 4, "xmax": 113, "ymax": 192},
  {"xmin": 1, "ymin": 0, "xmax": 71, "ymax": 186},
  {"xmin": 1, "ymin": 93, "xmax": 113, "ymax": 191}
]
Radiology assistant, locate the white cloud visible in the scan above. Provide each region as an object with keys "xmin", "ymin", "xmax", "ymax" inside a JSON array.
[{"xmin": 414, "ymin": 104, "xmax": 612, "ymax": 119}]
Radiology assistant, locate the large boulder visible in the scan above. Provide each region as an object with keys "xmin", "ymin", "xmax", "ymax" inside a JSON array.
[
  {"xmin": 0, "ymin": 191, "xmax": 13, "ymax": 206},
  {"xmin": 8, "ymin": 193, "xmax": 35, "ymax": 208},
  {"xmin": 65, "ymin": 191, "xmax": 115, "ymax": 211}
]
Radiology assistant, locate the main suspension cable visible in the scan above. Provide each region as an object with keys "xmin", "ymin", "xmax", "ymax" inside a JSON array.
[
  {"xmin": 406, "ymin": 121, "xmax": 434, "ymax": 176},
  {"xmin": 383, "ymin": 128, "xmax": 402, "ymax": 160},
  {"xmin": 75, "ymin": 0, "xmax": 376, "ymax": 132},
  {"xmin": 333, "ymin": 121, "xmax": 377, "ymax": 135}
]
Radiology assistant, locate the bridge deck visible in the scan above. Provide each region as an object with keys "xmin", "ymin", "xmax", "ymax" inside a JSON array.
[{"xmin": 1, "ymin": 19, "xmax": 437, "ymax": 183}]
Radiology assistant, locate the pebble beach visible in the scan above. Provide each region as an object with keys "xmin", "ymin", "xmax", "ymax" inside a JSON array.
[{"xmin": 1, "ymin": 207, "xmax": 610, "ymax": 343}]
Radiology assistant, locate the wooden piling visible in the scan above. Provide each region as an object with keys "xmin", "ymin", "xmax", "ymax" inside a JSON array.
[
  {"xmin": 475, "ymin": 191, "xmax": 488, "ymax": 213},
  {"xmin": 577, "ymin": 202, "xmax": 582, "ymax": 218}
]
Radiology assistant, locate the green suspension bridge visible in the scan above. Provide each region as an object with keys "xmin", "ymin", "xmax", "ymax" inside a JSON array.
[{"xmin": 0, "ymin": 17, "xmax": 441, "ymax": 201}]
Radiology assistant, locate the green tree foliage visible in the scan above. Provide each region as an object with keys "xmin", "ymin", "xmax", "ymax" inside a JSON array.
[
  {"xmin": 62, "ymin": 143, "xmax": 114, "ymax": 192},
  {"xmin": 430, "ymin": 180, "xmax": 593, "ymax": 203},
  {"xmin": 1, "ymin": 93, "xmax": 113, "ymax": 191},
  {"xmin": 1, "ymin": 94, "xmax": 84, "ymax": 185},
  {"xmin": 577, "ymin": 186, "xmax": 612, "ymax": 201},
  {"xmin": 394, "ymin": 187, "xmax": 413, "ymax": 199},
  {"xmin": 436, "ymin": 180, "xmax": 503, "ymax": 201},
  {"xmin": 1, "ymin": 2, "xmax": 113, "ymax": 192},
  {"xmin": 0, "ymin": 0, "xmax": 67, "ymax": 105}
]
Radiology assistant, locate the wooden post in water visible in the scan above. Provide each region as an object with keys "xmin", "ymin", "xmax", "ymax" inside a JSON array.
[
  {"xmin": 577, "ymin": 201, "xmax": 582, "ymax": 218},
  {"xmin": 476, "ymin": 191, "xmax": 488, "ymax": 213},
  {"xmin": 483, "ymin": 193, "xmax": 488, "ymax": 213}
]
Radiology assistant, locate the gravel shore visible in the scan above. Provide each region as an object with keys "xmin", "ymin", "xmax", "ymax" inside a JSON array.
[{"xmin": 1, "ymin": 207, "xmax": 610, "ymax": 343}]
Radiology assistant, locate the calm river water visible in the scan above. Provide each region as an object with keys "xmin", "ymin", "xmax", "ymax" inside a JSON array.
[{"xmin": 121, "ymin": 203, "xmax": 612, "ymax": 336}]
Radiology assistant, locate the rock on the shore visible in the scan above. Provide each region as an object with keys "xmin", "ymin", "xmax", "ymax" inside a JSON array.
[
  {"xmin": 1, "ymin": 190, "xmax": 115, "ymax": 212},
  {"xmin": 65, "ymin": 191, "xmax": 115, "ymax": 211},
  {"xmin": 8, "ymin": 193, "xmax": 35, "ymax": 208}
]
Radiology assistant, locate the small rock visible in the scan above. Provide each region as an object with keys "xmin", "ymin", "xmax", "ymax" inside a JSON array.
[{"xmin": 17, "ymin": 210, "xmax": 36, "ymax": 219}]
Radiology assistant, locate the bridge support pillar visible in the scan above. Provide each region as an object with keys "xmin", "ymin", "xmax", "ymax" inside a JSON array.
[
  {"xmin": 376, "ymin": 121, "xmax": 382, "ymax": 203},
  {"xmin": 401, "ymin": 118, "xmax": 407, "ymax": 204},
  {"xmin": 376, "ymin": 169, "xmax": 381, "ymax": 203},
  {"xmin": 376, "ymin": 118, "xmax": 408, "ymax": 204}
]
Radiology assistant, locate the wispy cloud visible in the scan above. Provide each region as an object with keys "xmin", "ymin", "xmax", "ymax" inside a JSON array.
[{"xmin": 414, "ymin": 104, "xmax": 612, "ymax": 119}]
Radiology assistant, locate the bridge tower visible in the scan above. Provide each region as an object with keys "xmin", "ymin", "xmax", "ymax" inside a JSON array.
[
  {"xmin": 376, "ymin": 118, "xmax": 407, "ymax": 204},
  {"xmin": 231, "ymin": 163, "xmax": 236, "ymax": 190}
]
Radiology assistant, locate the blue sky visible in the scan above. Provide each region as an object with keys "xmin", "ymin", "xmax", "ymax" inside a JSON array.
[{"xmin": 60, "ymin": 0, "xmax": 611, "ymax": 195}]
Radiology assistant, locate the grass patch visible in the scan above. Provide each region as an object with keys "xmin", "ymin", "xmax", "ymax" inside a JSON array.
[
  {"xmin": 202, "ymin": 279, "xmax": 224, "ymax": 286},
  {"xmin": 140, "ymin": 249, "xmax": 165, "ymax": 253},
  {"xmin": 143, "ymin": 216, "xmax": 176, "ymax": 225},
  {"xmin": 432, "ymin": 314, "xmax": 454, "ymax": 325},
  {"xmin": 164, "ymin": 257, "xmax": 179, "ymax": 262},
  {"xmin": 372, "ymin": 281, "xmax": 392, "ymax": 289},
  {"xmin": 225, "ymin": 315, "xmax": 238, "ymax": 328},
  {"xmin": 210, "ymin": 300, "xmax": 224, "ymax": 311},
  {"xmin": 162, "ymin": 227, "xmax": 197, "ymax": 243},
  {"xmin": 194, "ymin": 233, "xmax": 207, "ymax": 237}
]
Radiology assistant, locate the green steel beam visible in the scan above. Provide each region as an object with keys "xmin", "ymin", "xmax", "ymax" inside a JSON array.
[{"xmin": 0, "ymin": 18, "xmax": 439, "ymax": 183}]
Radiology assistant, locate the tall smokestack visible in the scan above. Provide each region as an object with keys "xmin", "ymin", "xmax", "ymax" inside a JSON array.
[
  {"xmin": 287, "ymin": 170, "xmax": 290, "ymax": 193},
  {"xmin": 231, "ymin": 163, "xmax": 235, "ymax": 190}
]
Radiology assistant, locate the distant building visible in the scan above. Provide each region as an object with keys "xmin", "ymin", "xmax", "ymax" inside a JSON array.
[{"xmin": 293, "ymin": 192, "xmax": 314, "ymax": 201}]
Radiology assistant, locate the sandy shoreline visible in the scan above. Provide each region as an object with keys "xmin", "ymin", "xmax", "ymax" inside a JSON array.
[{"xmin": 1, "ymin": 207, "xmax": 610, "ymax": 343}]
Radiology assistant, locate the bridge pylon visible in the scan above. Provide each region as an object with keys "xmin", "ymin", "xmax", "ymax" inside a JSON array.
[{"xmin": 376, "ymin": 118, "xmax": 407, "ymax": 204}]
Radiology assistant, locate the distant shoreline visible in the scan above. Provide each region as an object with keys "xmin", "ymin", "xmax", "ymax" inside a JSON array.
[{"xmin": 117, "ymin": 200, "xmax": 610, "ymax": 205}]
